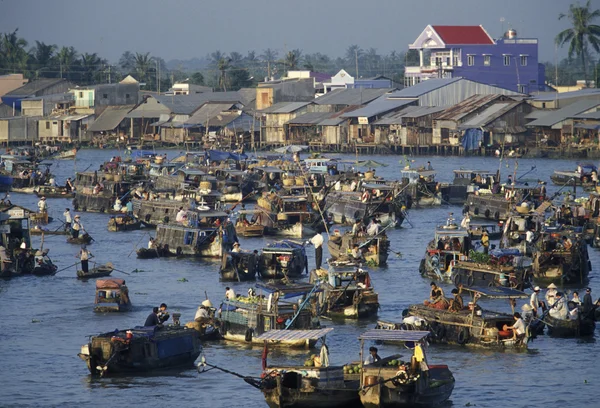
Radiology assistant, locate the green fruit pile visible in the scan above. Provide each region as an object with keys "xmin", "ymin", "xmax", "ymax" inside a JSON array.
[
  {"xmin": 343, "ymin": 364, "xmax": 361, "ymax": 374},
  {"xmin": 387, "ymin": 359, "xmax": 399, "ymax": 366}
]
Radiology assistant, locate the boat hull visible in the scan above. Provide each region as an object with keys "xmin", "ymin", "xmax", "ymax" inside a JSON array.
[{"xmin": 545, "ymin": 315, "xmax": 595, "ymax": 337}]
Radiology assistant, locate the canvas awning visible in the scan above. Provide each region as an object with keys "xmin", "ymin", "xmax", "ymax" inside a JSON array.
[
  {"xmin": 255, "ymin": 328, "xmax": 333, "ymax": 341},
  {"xmin": 358, "ymin": 329, "xmax": 430, "ymax": 342}
]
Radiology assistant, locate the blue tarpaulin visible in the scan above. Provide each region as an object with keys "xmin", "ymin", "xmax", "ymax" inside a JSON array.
[
  {"xmin": 489, "ymin": 248, "xmax": 522, "ymax": 257},
  {"xmin": 207, "ymin": 150, "xmax": 248, "ymax": 162},
  {"xmin": 462, "ymin": 128, "xmax": 483, "ymax": 151}
]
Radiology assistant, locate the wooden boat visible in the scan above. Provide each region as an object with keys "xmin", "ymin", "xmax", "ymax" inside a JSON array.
[
  {"xmin": 51, "ymin": 148, "xmax": 78, "ymax": 160},
  {"xmin": 545, "ymin": 314, "xmax": 596, "ymax": 337},
  {"xmin": 34, "ymin": 185, "xmax": 75, "ymax": 198},
  {"xmin": 77, "ymin": 263, "xmax": 114, "ymax": 280},
  {"xmin": 29, "ymin": 212, "xmax": 53, "ymax": 225},
  {"xmin": 93, "ymin": 278, "xmax": 132, "ymax": 313},
  {"xmin": 310, "ymin": 262, "xmax": 379, "ymax": 319},
  {"xmin": 78, "ymin": 324, "xmax": 202, "ymax": 376},
  {"xmin": 67, "ymin": 233, "xmax": 93, "ymax": 245},
  {"xmin": 328, "ymin": 231, "xmax": 389, "ymax": 266},
  {"xmin": 219, "ymin": 251, "xmax": 258, "ymax": 281},
  {"xmin": 258, "ymin": 240, "xmax": 308, "ymax": 280},
  {"xmin": 244, "ymin": 328, "xmax": 362, "ymax": 408},
  {"xmin": 550, "ymin": 163, "xmax": 597, "ymax": 187},
  {"xmin": 255, "ymin": 192, "xmax": 315, "ymax": 238},
  {"xmin": 466, "ymin": 185, "xmax": 544, "ymax": 222},
  {"xmin": 441, "ymin": 169, "xmax": 496, "ymax": 205},
  {"xmin": 450, "ymin": 256, "xmax": 532, "ymax": 291},
  {"xmin": 419, "ymin": 225, "xmax": 472, "ymax": 281},
  {"xmin": 107, "ymin": 214, "xmax": 142, "ymax": 232},
  {"xmin": 136, "ymin": 246, "xmax": 176, "ymax": 259},
  {"xmin": 31, "ymin": 251, "xmax": 58, "ymax": 276},
  {"xmin": 358, "ymin": 329, "xmax": 455, "ymax": 408},
  {"xmin": 30, "ymin": 227, "xmax": 69, "ymax": 235},
  {"xmin": 235, "ymin": 217, "xmax": 265, "ymax": 237},
  {"xmin": 531, "ymin": 231, "xmax": 591, "ymax": 285},
  {"xmin": 218, "ymin": 282, "xmax": 320, "ymax": 347}
]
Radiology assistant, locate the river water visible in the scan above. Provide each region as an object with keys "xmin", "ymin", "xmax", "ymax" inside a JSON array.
[{"xmin": 1, "ymin": 150, "xmax": 598, "ymax": 408}]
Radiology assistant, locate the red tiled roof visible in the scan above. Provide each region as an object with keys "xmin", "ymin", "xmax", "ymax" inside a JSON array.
[{"xmin": 432, "ymin": 25, "xmax": 495, "ymax": 45}]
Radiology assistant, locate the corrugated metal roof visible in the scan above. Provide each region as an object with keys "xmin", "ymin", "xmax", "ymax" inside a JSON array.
[
  {"xmin": 341, "ymin": 96, "xmax": 414, "ymax": 118},
  {"xmin": 287, "ymin": 112, "xmax": 334, "ymax": 125},
  {"xmin": 4, "ymin": 78, "xmax": 67, "ymax": 96},
  {"xmin": 255, "ymin": 328, "xmax": 334, "ymax": 341},
  {"xmin": 314, "ymin": 88, "xmax": 393, "ymax": 106},
  {"xmin": 572, "ymin": 111, "xmax": 600, "ymax": 120},
  {"xmin": 359, "ymin": 330, "xmax": 430, "ymax": 342},
  {"xmin": 388, "ymin": 78, "xmax": 462, "ymax": 98},
  {"xmin": 435, "ymin": 94, "xmax": 505, "ymax": 121},
  {"xmin": 531, "ymin": 88, "xmax": 600, "ymax": 102},
  {"xmin": 153, "ymin": 92, "xmax": 242, "ymax": 115},
  {"xmin": 87, "ymin": 105, "xmax": 134, "ymax": 132},
  {"xmin": 527, "ymin": 100, "xmax": 600, "ymax": 127},
  {"xmin": 260, "ymin": 101, "xmax": 311, "ymax": 113},
  {"xmin": 185, "ymin": 103, "xmax": 237, "ymax": 125},
  {"xmin": 459, "ymin": 102, "xmax": 512, "ymax": 128},
  {"xmin": 374, "ymin": 106, "xmax": 447, "ymax": 125},
  {"xmin": 525, "ymin": 110, "xmax": 551, "ymax": 120}
]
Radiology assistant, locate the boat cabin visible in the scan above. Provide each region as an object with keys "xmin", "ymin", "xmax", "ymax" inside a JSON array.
[
  {"xmin": 304, "ymin": 158, "xmax": 341, "ymax": 175},
  {"xmin": 94, "ymin": 278, "xmax": 131, "ymax": 313},
  {"xmin": 148, "ymin": 162, "xmax": 180, "ymax": 178},
  {"xmin": 452, "ymin": 170, "xmax": 495, "ymax": 187},
  {"xmin": 421, "ymin": 229, "xmax": 471, "ymax": 280},
  {"xmin": 259, "ymin": 240, "xmax": 308, "ymax": 279}
]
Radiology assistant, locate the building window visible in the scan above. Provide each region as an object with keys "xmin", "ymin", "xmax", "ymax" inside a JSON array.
[
  {"xmin": 484, "ymin": 55, "xmax": 491, "ymax": 66},
  {"xmin": 126, "ymin": 93, "xmax": 130, "ymax": 99},
  {"xmin": 45, "ymin": 122, "xmax": 50, "ymax": 130},
  {"xmin": 103, "ymin": 94, "xmax": 108, "ymax": 99},
  {"xmin": 503, "ymin": 55, "xmax": 511, "ymax": 66},
  {"xmin": 79, "ymin": 92, "xmax": 83, "ymax": 98},
  {"xmin": 468, "ymin": 55, "xmax": 475, "ymax": 66},
  {"xmin": 542, "ymin": 103, "xmax": 546, "ymax": 108},
  {"xmin": 520, "ymin": 55, "xmax": 528, "ymax": 66}
]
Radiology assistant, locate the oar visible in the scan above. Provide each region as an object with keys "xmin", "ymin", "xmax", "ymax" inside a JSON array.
[
  {"xmin": 105, "ymin": 262, "xmax": 131, "ymax": 275},
  {"xmin": 55, "ymin": 261, "xmax": 81, "ymax": 274}
]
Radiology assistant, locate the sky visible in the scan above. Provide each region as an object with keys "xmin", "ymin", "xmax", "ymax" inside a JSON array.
[{"xmin": 0, "ymin": 0, "xmax": 586, "ymax": 64}]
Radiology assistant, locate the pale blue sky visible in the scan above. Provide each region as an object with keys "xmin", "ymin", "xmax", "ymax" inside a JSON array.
[{"xmin": 0, "ymin": 0, "xmax": 587, "ymax": 63}]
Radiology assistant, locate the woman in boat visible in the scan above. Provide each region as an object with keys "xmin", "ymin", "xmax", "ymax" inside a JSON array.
[
  {"xmin": 76, "ymin": 245, "xmax": 93, "ymax": 273},
  {"xmin": 448, "ymin": 288, "xmax": 463, "ymax": 312},
  {"xmin": 424, "ymin": 282, "xmax": 448, "ymax": 310},
  {"xmin": 504, "ymin": 312, "xmax": 526, "ymax": 341}
]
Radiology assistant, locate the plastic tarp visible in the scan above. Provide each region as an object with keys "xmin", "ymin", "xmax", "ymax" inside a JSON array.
[
  {"xmin": 207, "ymin": 150, "xmax": 248, "ymax": 162},
  {"xmin": 462, "ymin": 128, "xmax": 483, "ymax": 151},
  {"xmin": 489, "ymin": 248, "xmax": 522, "ymax": 257},
  {"xmin": 130, "ymin": 150, "xmax": 156, "ymax": 159}
]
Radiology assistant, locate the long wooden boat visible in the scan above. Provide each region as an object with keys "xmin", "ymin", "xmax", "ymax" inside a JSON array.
[
  {"xmin": 107, "ymin": 214, "xmax": 142, "ymax": 232},
  {"xmin": 30, "ymin": 227, "xmax": 69, "ymax": 235},
  {"xmin": 244, "ymin": 328, "xmax": 361, "ymax": 408},
  {"xmin": 328, "ymin": 231, "xmax": 389, "ymax": 266},
  {"xmin": 466, "ymin": 185, "xmax": 544, "ymax": 221},
  {"xmin": 67, "ymin": 233, "xmax": 93, "ymax": 245},
  {"xmin": 34, "ymin": 185, "xmax": 75, "ymax": 198},
  {"xmin": 219, "ymin": 252, "xmax": 258, "ymax": 281},
  {"xmin": 94, "ymin": 278, "xmax": 131, "ymax": 313},
  {"xmin": 78, "ymin": 325, "xmax": 201, "ymax": 376},
  {"xmin": 235, "ymin": 218, "xmax": 265, "ymax": 237},
  {"xmin": 258, "ymin": 240, "xmax": 308, "ymax": 280},
  {"xmin": 419, "ymin": 227, "xmax": 471, "ymax": 281},
  {"xmin": 531, "ymin": 232, "xmax": 591, "ymax": 285},
  {"xmin": 136, "ymin": 246, "xmax": 176, "ymax": 259},
  {"xmin": 310, "ymin": 263, "xmax": 379, "ymax": 319},
  {"xmin": 405, "ymin": 286, "xmax": 530, "ymax": 350},
  {"xmin": 545, "ymin": 314, "xmax": 596, "ymax": 337},
  {"xmin": 255, "ymin": 193, "xmax": 315, "ymax": 238},
  {"xmin": 218, "ymin": 283, "xmax": 319, "ymax": 347},
  {"xmin": 52, "ymin": 148, "xmax": 78, "ymax": 160},
  {"xmin": 358, "ymin": 329, "xmax": 455, "ymax": 408},
  {"xmin": 77, "ymin": 264, "xmax": 114, "ymax": 280},
  {"xmin": 31, "ymin": 259, "xmax": 58, "ymax": 276}
]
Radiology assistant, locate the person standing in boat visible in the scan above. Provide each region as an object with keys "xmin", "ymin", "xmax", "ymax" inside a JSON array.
[
  {"xmin": 65, "ymin": 177, "xmax": 74, "ymax": 193},
  {"xmin": 71, "ymin": 215, "xmax": 83, "ymax": 238},
  {"xmin": 530, "ymin": 286, "xmax": 543, "ymax": 317},
  {"xmin": 76, "ymin": 245, "xmax": 92, "ymax": 273},
  {"xmin": 582, "ymin": 287, "xmax": 595, "ymax": 317},
  {"xmin": 546, "ymin": 283, "xmax": 558, "ymax": 306},
  {"xmin": 63, "ymin": 208, "xmax": 72, "ymax": 232},
  {"xmin": 37, "ymin": 197, "xmax": 48, "ymax": 213},
  {"xmin": 480, "ymin": 230, "xmax": 489, "ymax": 255},
  {"xmin": 308, "ymin": 230, "xmax": 324, "ymax": 270},
  {"xmin": 225, "ymin": 287, "xmax": 236, "ymax": 300},
  {"xmin": 176, "ymin": 207, "xmax": 187, "ymax": 223},
  {"xmin": 460, "ymin": 213, "xmax": 470, "ymax": 230}
]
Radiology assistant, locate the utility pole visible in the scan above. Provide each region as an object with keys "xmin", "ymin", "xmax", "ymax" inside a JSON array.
[{"xmin": 355, "ymin": 49, "xmax": 359, "ymax": 78}]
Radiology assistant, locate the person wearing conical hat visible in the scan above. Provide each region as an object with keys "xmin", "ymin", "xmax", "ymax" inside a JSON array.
[
  {"xmin": 37, "ymin": 196, "xmax": 48, "ymax": 213},
  {"xmin": 194, "ymin": 299, "xmax": 213, "ymax": 323}
]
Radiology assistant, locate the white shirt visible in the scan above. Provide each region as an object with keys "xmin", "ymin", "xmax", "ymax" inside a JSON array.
[
  {"xmin": 350, "ymin": 181, "xmax": 357, "ymax": 191},
  {"xmin": 310, "ymin": 233, "xmax": 324, "ymax": 249},
  {"xmin": 194, "ymin": 307, "xmax": 209, "ymax": 321},
  {"xmin": 225, "ymin": 289, "xmax": 236, "ymax": 300},
  {"xmin": 460, "ymin": 216, "xmax": 470, "ymax": 229},
  {"xmin": 549, "ymin": 297, "xmax": 568, "ymax": 319},
  {"xmin": 38, "ymin": 200, "xmax": 47, "ymax": 211},
  {"xmin": 530, "ymin": 292, "xmax": 539, "ymax": 311},
  {"xmin": 577, "ymin": 206, "xmax": 586, "ymax": 217},
  {"xmin": 546, "ymin": 289, "xmax": 557, "ymax": 305},
  {"xmin": 526, "ymin": 231, "xmax": 534, "ymax": 243},
  {"xmin": 512, "ymin": 318, "xmax": 526, "ymax": 335},
  {"xmin": 569, "ymin": 307, "xmax": 579, "ymax": 320},
  {"xmin": 64, "ymin": 211, "xmax": 72, "ymax": 223},
  {"xmin": 364, "ymin": 354, "xmax": 379, "ymax": 365},
  {"xmin": 49, "ymin": 178, "xmax": 57, "ymax": 186},
  {"xmin": 73, "ymin": 220, "xmax": 82, "ymax": 231},
  {"xmin": 571, "ymin": 296, "xmax": 582, "ymax": 305},
  {"xmin": 334, "ymin": 181, "xmax": 341, "ymax": 191},
  {"xmin": 366, "ymin": 223, "xmax": 379, "ymax": 236},
  {"xmin": 232, "ymin": 246, "xmax": 241, "ymax": 253},
  {"xmin": 176, "ymin": 210, "xmax": 186, "ymax": 222}
]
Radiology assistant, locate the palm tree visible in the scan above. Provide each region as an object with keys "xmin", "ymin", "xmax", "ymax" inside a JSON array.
[
  {"xmin": 556, "ymin": 0, "xmax": 600, "ymax": 84},
  {"xmin": 284, "ymin": 49, "xmax": 302, "ymax": 73},
  {"xmin": 345, "ymin": 45, "xmax": 364, "ymax": 77},
  {"xmin": 57, "ymin": 46, "xmax": 78, "ymax": 79},
  {"xmin": 134, "ymin": 52, "xmax": 153, "ymax": 86},
  {"xmin": 260, "ymin": 48, "xmax": 278, "ymax": 78},
  {"xmin": 119, "ymin": 51, "xmax": 136, "ymax": 74},
  {"xmin": 30, "ymin": 41, "xmax": 57, "ymax": 78},
  {"xmin": 0, "ymin": 29, "xmax": 29, "ymax": 73},
  {"xmin": 78, "ymin": 52, "xmax": 102, "ymax": 84}
]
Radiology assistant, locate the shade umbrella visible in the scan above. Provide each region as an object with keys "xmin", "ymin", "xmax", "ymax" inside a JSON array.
[
  {"xmin": 273, "ymin": 145, "xmax": 309, "ymax": 154},
  {"xmin": 356, "ymin": 159, "xmax": 389, "ymax": 168}
]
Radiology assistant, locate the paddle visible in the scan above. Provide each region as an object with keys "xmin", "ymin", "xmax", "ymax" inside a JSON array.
[
  {"xmin": 55, "ymin": 261, "xmax": 81, "ymax": 274},
  {"xmin": 105, "ymin": 262, "xmax": 131, "ymax": 275}
]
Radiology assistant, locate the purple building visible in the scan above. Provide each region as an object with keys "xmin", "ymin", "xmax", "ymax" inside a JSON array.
[{"xmin": 405, "ymin": 25, "xmax": 545, "ymax": 94}]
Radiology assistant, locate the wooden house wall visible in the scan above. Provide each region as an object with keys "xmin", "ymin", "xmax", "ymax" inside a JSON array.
[{"xmin": 161, "ymin": 127, "xmax": 185, "ymax": 144}]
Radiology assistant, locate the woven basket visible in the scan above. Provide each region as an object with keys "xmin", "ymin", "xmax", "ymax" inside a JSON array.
[{"xmin": 283, "ymin": 178, "xmax": 295, "ymax": 186}]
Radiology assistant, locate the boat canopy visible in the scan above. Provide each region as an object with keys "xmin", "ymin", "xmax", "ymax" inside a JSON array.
[
  {"xmin": 207, "ymin": 149, "xmax": 248, "ymax": 162},
  {"xmin": 359, "ymin": 329, "xmax": 430, "ymax": 342},
  {"xmin": 264, "ymin": 240, "xmax": 305, "ymax": 251},
  {"xmin": 255, "ymin": 328, "xmax": 333, "ymax": 341},
  {"xmin": 453, "ymin": 169, "xmax": 493, "ymax": 174},
  {"xmin": 96, "ymin": 278, "xmax": 126, "ymax": 289},
  {"xmin": 361, "ymin": 183, "xmax": 395, "ymax": 190},
  {"xmin": 434, "ymin": 229, "xmax": 470, "ymax": 238},
  {"xmin": 489, "ymin": 248, "xmax": 522, "ymax": 257},
  {"xmin": 462, "ymin": 286, "xmax": 528, "ymax": 299},
  {"xmin": 256, "ymin": 282, "xmax": 317, "ymax": 298}
]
